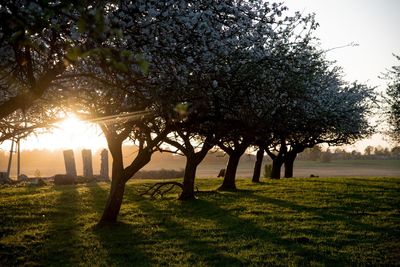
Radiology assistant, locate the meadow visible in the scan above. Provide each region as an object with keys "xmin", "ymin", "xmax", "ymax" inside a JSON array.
[{"xmin": 0, "ymin": 177, "xmax": 399, "ymax": 266}]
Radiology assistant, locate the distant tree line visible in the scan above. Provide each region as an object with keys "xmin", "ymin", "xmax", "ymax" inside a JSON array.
[{"xmin": 297, "ymin": 145, "xmax": 400, "ymax": 161}]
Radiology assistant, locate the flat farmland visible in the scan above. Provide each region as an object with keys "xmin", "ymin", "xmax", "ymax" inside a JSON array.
[{"xmin": 194, "ymin": 159, "xmax": 400, "ymax": 178}]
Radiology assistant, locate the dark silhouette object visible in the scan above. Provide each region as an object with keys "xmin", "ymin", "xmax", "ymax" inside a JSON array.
[
  {"xmin": 217, "ymin": 169, "xmax": 226, "ymax": 177},
  {"xmin": 263, "ymin": 164, "xmax": 272, "ymax": 178},
  {"xmin": 138, "ymin": 182, "xmax": 184, "ymax": 199},
  {"xmin": 100, "ymin": 149, "xmax": 109, "ymax": 180},
  {"xmin": 252, "ymin": 144, "xmax": 266, "ymax": 182},
  {"xmin": 82, "ymin": 149, "xmax": 93, "ymax": 178},
  {"xmin": 29, "ymin": 178, "xmax": 46, "ymax": 186},
  {"xmin": 18, "ymin": 174, "xmax": 29, "ymax": 181},
  {"xmin": 310, "ymin": 174, "xmax": 319, "ymax": 178},
  {"xmin": 0, "ymin": 172, "xmax": 12, "ymax": 184},
  {"xmin": 54, "ymin": 174, "xmax": 75, "ymax": 185},
  {"xmin": 63, "ymin": 150, "xmax": 77, "ymax": 177}
]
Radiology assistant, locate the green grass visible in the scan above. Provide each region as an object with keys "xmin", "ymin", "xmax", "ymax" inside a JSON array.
[{"xmin": 1, "ymin": 177, "xmax": 399, "ymax": 266}]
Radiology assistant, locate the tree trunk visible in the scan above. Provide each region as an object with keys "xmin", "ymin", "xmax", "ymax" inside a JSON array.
[
  {"xmin": 284, "ymin": 152, "xmax": 297, "ymax": 178},
  {"xmin": 179, "ymin": 142, "xmax": 212, "ymax": 200},
  {"xmin": 99, "ymin": 138, "xmax": 153, "ymax": 224},
  {"xmin": 270, "ymin": 158, "xmax": 284, "ymax": 179},
  {"xmin": 98, "ymin": 125, "xmax": 169, "ymax": 225},
  {"xmin": 99, "ymin": 146, "xmax": 125, "ymax": 224},
  {"xmin": 179, "ymin": 156, "xmax": 198, "ymax": 200},
  {"xmin": 252, "ymin": 144, "xmax": 265, "ymax": 183},
  {"xmin": 99, "ymin": 176, "xmax": 126, "ymax": 223},
  {"xmin": 219, "ymin": 152, "xmax": 241, "ymax": 190}
]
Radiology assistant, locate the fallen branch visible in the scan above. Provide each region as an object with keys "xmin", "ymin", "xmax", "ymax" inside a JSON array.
[{"xmin": 138, "ymin": 181, "xmax": 184, "ymax": 199}]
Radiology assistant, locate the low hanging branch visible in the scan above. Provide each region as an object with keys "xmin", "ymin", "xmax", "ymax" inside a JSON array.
[{"xmin": 137, "ymin": 182, "xmax": 184, "ymax": 199}]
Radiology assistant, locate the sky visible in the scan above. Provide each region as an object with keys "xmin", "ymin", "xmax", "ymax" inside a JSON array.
[
  {"xmin": 1, "ymin": 1, "xmax": 400, "ymax": 153},
  {"xmin": 284, "ymin": 0, "xmax": 400, "ymax": 150},
  {"xmin": 284, "ymin": 0, "xmax": 400, "ymax": 86}
]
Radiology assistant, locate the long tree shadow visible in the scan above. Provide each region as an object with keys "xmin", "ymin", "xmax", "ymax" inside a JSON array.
[
  {"xmin": 315, "ymin": 178, "xmax": 400, "ymax": 191},
  {"xmin": 86, "ymin": 182, "xmax": 109, "ymax": 212},
  {"xmin": 308, "ymin": 178, "xmax": 400, "ymax": 214},
  {"xmin": 40, "ymin": 184, "xmax": 80, "ymax": 265},
  {"xmin": 253, "ymin": 192, "xmax": 393, "ymax": 231},
  {"xmin": 0, "ymin": 186, "xmax": 57, "ymax": 266},
  {"xmin": 251, "ymin": 187, "xmax": 400, "ymax": 264},
  {"xmin": 125, "ymin": 186, "xmax": 351, "ymax": 266},
  {"xmin": 131, "ymin": 195, "xmax": 246, "ymax": 266},
  {"xmin": 186, "ymin": 198, "xmax": 357, "ymax": 265},
  {"xmin": 87, "ymin": 182, "xmax": 153, "ymax": 266}
]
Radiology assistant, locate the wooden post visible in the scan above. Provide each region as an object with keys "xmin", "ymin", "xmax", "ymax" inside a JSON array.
[
  {"xmin": 63, "ymin": 150, "xmax": 77, "ymax": 177},
  {"xmin": 6, "ymin": 140, "xmax": 14, "ymax": 180},
  {"xmin": 100, "ymin": 149, "xmax": 109, "ymax": 180},
  {"xmin": 82, "ymin": 149, "xmax": 93, "ymax": 178},
  {"xmin": 17, "ymin": 139, "xmax": 20, "ymax": 179}
]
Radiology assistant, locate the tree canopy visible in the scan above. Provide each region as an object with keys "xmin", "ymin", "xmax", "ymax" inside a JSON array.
[
  {"xmin": 0, "ymin": 0, "xmax": 377, "ymax": 223},
  {"xmin": 384, "ymin": 54, "xmax": 400, "ymax": 142}
]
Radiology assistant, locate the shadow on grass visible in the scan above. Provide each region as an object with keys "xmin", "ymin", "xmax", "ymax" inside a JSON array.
[
  {"xmin": 132, "ymin": 196, "xmax": 246, "ymax": 266},
  {"xmin": 187, "ymin": 198, "xmax": 353, "ymax": 266},
  {"xmin": 316, "ymin": 178, "xmax": 400, "ymax": 191},
  {"xmin": 87, "ymin": 182, "xmax": 153, "ymax": 266},
  {"xmin": 86, "ymin": 182, "xmax": 109, "ymax": 211},
  {"xmin": 93, "ymin": 221, "xmax": 153, "ymax": 266},
  {"xmin": 124, "ymin": 186, "xmax": 349, "ymax": 266},
  {"xmin": 40, "ymin": 184, "xmax": 80, "ymax": 265},
  {"xmin": 248, "ymin": 192, "xmax": 393, "ymax": 237},
  {"xmin": 0, "ymin": 186, "xmax": 54, "ymax": 265}
]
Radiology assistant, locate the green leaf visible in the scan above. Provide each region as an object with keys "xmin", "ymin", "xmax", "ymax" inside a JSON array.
[
  {"xmin": 136, "ymin": 56, "xmax": 150, "ymax": 75},
  {"xmin": 66, "ymin": 47, "xmax": 81, "ymax": 61},
  {"xmin": 112, "ymin": 61, "xmax": 129, "ymax": 73},
  {"xmin": 77, "ymin": 18, "xmax": 86, "ymax": 33}
]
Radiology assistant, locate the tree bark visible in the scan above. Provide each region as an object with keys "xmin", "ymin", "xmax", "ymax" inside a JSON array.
[
  {"xmin": 99, "ymin": 143, "xmax": 125, "ymax": 224},
  {"xmin": 179, "ymin": 156, "xmax": 198, "ymax": 200},
  {"xmin": 99, "ymin": 133, "xmax": 154, "ymax": 223},
  {"xmin": 267, "ymin": 138, "xmax": 287, "ymax": 179},
  {"xmin": 99, "ymin": 148, "xmax": 153, "ymax": 224},
  {"xmin": 219, "ymin": 152, "xmax": 241, "ymax": 190},
  {"xmin": 270, "ymin": 158, "xmax": 284, "ymax": 179},
  {"xmin": 99, "ymin": 177, "xmax": 126, "ymax": 223},
  {"xmin": 284, "ymin": 152, "xmax": 297, "ymax": 178},
  {"xmin": 179, "ymin": 140, "xmax": 213, "ymax": 200},
  {"xmin": 252, "ymin": 144, "xmax": 265, "ymax": 183},
  {"xmin": 98, "ymin": 124, "xmax": 169, "ymax": 224}
]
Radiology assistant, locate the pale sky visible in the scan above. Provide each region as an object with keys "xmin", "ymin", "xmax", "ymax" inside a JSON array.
[
  {"xmin": 284, "ymin": 0, "xmax": 400, "ymax": 150},
  {"xmin": 284, "ymin": 0, "xmax": 400, "ymax": 87}
]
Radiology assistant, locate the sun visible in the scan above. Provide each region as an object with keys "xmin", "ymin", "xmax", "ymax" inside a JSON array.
[{"xmin": 20, "ymin": 114, "xmax": 108, "ymax": 151}]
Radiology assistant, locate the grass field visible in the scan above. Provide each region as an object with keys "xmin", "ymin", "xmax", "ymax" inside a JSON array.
[{"xmin": 1, "ymin": 177, "xmax": 399, "ymax": 266}]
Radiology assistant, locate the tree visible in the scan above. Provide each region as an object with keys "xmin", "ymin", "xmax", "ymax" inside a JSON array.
[
  {"xmin": 0, "ymin": 1, "xmax": 126, "ymax": 143},
  {"xmin": 364, "ymin": 146, "xmax": 374, "ymax": 156},
  {"xmin": 65, "ymin": 64, "xmax": 174, "ymax": 223},
  {"xmin": 262, "ymin": 49, "xmax": 374, "ymax": 178},
  {"xmin": 65, "ymin": 0, "xmax": 297, "ymax": 221},
  {"xmin": 131, "ymin": 1, "xmax": 316, "ymax": 193},
  {"xmin": 391, "ymin": 146, "xmax": 400, "ymax": 157},
  {"xmin": 214, "ymin": 5, "xmax": 319, "ymax": 187},
  {"xmin": 252, "ymin": 143, "xmax": 266, "ymax": 183},
  {"xmin": 164, "ymin": 131, "xmax": 215, "ymax": 200},
  {"xmin": 384, "ymin": 54, "xmax": 400, "ymax": 142}
]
